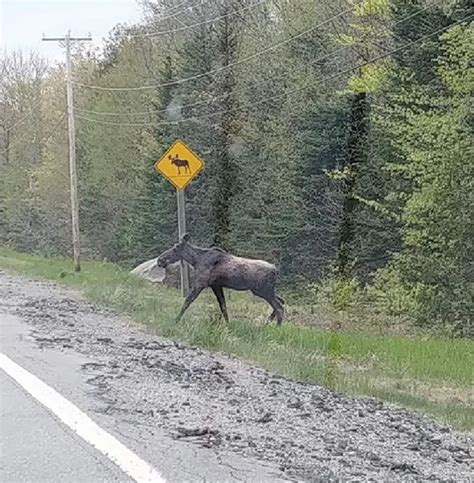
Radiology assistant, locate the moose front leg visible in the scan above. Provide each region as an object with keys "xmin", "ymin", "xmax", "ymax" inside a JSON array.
[{"xmin": 175, "ymin": 286, "xmax": 203, "ymax": 323}]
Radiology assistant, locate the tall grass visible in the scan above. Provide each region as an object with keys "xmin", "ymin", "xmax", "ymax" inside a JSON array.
[{"xmin": 1, "ymin": 248, "xmax": 472, "ymax": 430}]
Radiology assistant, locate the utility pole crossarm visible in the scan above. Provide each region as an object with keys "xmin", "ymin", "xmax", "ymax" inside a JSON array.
[{"xmin": 42, "ymin": 32, "xmax": 92, "ymax": 272}]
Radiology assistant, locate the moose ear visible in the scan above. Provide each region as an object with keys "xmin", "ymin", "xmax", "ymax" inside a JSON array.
[{"xmin": 181, "ymin": 233, "xmax": 190, "ymax": 243}]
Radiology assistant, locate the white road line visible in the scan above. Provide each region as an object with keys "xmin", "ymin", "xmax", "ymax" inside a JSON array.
[{"xmin": 0, "ymin": 352, "xmax": 165, "ymax": 483}]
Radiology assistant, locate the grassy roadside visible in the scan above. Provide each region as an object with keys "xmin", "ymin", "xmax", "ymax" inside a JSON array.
[{"xmin": 0, "ymin": 248, "xmax": 472, "ymax": 430}]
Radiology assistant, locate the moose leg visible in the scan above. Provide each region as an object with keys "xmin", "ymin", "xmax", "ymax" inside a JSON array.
[
  {"xmin": 269, "ymin": 297, "xmax": 284, "ymax": 325},
  {"xmin": 175, "ymin": 287, "xmax": 203, "ymax": 323},
  {"xmin": 252, "ymin": 289, "xmax": 284, "ymax": 325},
  {"xmin": 211, "ymin": 285, "xmax": 229, "ymax": 323},
  {"xmin": 269, "ymin": 294, "xmax": 285, "ymax": 322}
]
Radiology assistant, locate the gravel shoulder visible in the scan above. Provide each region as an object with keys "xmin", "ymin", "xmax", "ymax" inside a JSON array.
[{"xmin": 0, "ymin": 271, "xmax": 472, "ymax": 482}]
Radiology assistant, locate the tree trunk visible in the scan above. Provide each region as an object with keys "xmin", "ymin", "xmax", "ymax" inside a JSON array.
[
  {"xmin": 212, "ymin": 8, "xmax": 237, "ymax": 249},
  {"xmin": 336, "ymin": 91, "xmax": 369, "ymax": 278}
]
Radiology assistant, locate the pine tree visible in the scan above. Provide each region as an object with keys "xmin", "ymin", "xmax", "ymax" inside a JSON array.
[{"xmin": 117, "ymin": 55, "xmax": 178, "ymax": 264}]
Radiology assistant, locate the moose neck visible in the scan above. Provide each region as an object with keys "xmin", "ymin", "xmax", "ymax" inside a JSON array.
[{"xmin": 180, "ymin": 244, "xmax": 207, "ymax": 267}]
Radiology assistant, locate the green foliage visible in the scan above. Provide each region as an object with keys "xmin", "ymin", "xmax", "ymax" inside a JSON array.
[
  {"xmin": 373, "ymin": 19, "xmax": 474, "ymax": 332},
  {"xmin": 354, "ymin": 0, "xmax": 392, "ymax": 17},
  {"xmin": 318, "ymin": 276, "xmax": 362, "ymax": 312},
  {"xmin": 347, "ymin": 62, "xmax": 391, "ymax": 93},
  {"xmin": 1, "ymin": 248, "xmax": 472, "ymax": 429},
  {"xmin": 1, "ymin": 2, "xmax": 472, "ymax": 335},
  {"xmin": 369, "ymin": 265, "xmax": 423, "ymax": 316}
]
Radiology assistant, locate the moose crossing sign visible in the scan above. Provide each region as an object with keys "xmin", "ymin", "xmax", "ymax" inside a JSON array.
[{"xmin": 154, "ymin": 139, "xmax": 205, "ymax": 190}]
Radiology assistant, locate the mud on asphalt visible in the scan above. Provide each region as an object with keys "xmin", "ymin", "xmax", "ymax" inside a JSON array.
[{"xmin": 1, "ymin": 271, "xmax": 472, "ymax": 482}]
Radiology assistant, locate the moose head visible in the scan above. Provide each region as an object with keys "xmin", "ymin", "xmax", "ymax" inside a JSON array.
[{"xmin": 156, "ymin": 234, "xmax": 190, "ymax": 268}]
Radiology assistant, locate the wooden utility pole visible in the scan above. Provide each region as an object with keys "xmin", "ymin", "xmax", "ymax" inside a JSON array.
[
  {"xmin": 42, "ymin": 32, "xmax": 92, "ymax": 272},
  {"xmin": 176, "ymin": 189, "xmax": 190, "ymax": 296}
]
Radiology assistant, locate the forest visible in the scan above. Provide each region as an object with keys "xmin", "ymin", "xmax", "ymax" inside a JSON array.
[{"xmin": 1, "ymin": 0, "xmax": 473, "ymax": 336}]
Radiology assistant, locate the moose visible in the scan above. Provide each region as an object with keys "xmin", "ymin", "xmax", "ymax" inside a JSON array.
[
  {"xmin": 156, "ymin": 234, "xmax": 285, "ymax": 324},
  {"xmin": 169, "ymin": 154, "xmax": 190, "ymax": 175}
]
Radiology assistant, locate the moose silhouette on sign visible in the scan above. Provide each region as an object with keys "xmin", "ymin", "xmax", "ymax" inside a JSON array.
[{"xmin": 169, "ymin": 154, "xmax": 190, "ymax": 175}]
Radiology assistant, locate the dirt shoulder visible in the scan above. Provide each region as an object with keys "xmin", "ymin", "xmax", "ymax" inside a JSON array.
[{"xmin": 0, "ymin": 270, "xmax": 472, "ymax": 482}]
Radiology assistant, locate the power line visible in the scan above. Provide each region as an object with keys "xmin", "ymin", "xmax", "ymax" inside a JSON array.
[
  {"xmin": 75, "ymin": 44, "xmax": 339, "ymax": 124},
  {"xmin": 74, "ymin": 44, "xmax": 343, "ymax": 121},
  {"xmin": 73, "ymin": 46, "xmax": 350, "ymax": 119},
  {"xmin": 2, "ymin": 123, "xmax": 50, "ymax": 154},
  {"xmin": 129, "ymin": 0, "xmax": 269, "ymax": 38},
  {"xmin": 76, "ymin": 114, "xmax": 164, "ymax": 127},
  {"xmin": 138, "ymin": 0, "xmax": 212, "ymax": 30},
  {"xmin": 73, "ymin": 46, "xmax": 337, "ymax": 117},
  {"xmin": 1, "ymin": 113, "xmax": 66, "ymax": 155},
  {"xmin": 72, "ymin": 5, "xmax": 355, "ymax": 92},
  {"xmin": 1, "ymin": 97, "xmax": 45, "ymax": 133},
  {"xmin": 209, "ymin": 16, "xmax": 473, "ymax": 121},
  {"xmin": 2, "ymin": 111, "xmax": 36, "ymax": 133},
  {"xmin": 74, "ymin": 5, "xmax": 445, "ymax": 123},
  {"xmin": 75, "ymin": 107, "xmax": 159, "ymax": 117},
  {"xmin": 41, "ymin": 114, "xmax": 67, "ymax": 146},
  {"xmin": 74, "ymin": 41, "xmax": 350, "ymax": 118},
  {"xmin": 73, "ymin": 44, "xmax": 353, "ymax": 119},
  {"xmin": 75, "ymin": 93, "xmax": 229, "ymax": 117},
  {"xmin": 75, "ymin": 16, "xmax": 472, "ymax": 129}
]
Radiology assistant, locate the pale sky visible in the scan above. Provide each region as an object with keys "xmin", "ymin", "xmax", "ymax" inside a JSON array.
[{"xmin": 0, "ymin": 0, "xmax": 144, "ymax": 63}]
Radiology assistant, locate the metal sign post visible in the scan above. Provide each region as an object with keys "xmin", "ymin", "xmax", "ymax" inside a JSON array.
[
  {"xmin": 176, "ymin": 189, "xmax": 190, "ymax": 296},
  {"xmin": 154, "ymin": 139, "xmax": 205, "ymax": 297}
]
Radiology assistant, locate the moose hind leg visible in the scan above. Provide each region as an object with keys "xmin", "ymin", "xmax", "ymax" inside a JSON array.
[
  {"xmin": 211, "ymin": 285, "xmax": 229, "ymax": 323},
  {"xmin": 270, "ymin": 297, "xmax": 284, "ymax": 325},
  {"xmin": 272, "ymin": 294, "xmax": 285, "ymax": 324},
  {"xmin": 252, "ymin": 288, "xmax": 284, "ymax": 325}
]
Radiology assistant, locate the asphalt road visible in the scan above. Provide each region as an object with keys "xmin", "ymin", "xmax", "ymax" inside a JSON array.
[
  {"xmin": 1, "ymin": 369, "xmax": 130, "ymax": 482},
  {"xmin": 0, "ymin": 293, "xmax": 287, "ymax": 482},
  {"xmin": 0, "ymin": 270, "xmax": 472, "ymax": 482}
]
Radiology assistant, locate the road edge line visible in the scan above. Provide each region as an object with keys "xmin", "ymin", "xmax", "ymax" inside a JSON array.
[{"xmin": 0, "ymin": 352, "xmax": 165, "ymax": 483}]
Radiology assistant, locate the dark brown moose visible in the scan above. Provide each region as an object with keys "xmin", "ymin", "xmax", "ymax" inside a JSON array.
[
  {"xmin": 156, "ymin": 234, "xmax": 285, "ymax": 324},
  {"xmin": 169, "ymin": 154, "xmax": 190, "ymax": 175}
]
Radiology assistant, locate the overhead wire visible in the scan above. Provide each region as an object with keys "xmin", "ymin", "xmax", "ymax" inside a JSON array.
[
  {"xmin": 73, "ymin": 42, "xmax": 344, "ymax": 121},
  {"xmin": 2, "ymin": 97, "xmax": 45, "ymax": 133},
  {"xmin": 72, "ymin": 1, "xmax": 434, "ymax": 98},
  {"xmin": 75, "ymin": 16, "xmax": 473, "ymax": 129},
  {"xmin": 128, "ymin": 0, "xmax": 270, "ymax": 38},
  {"xmin": 1, "ymin": 113, "xmax": 66, "ymax": 155},
  {"xmin": 71, "ymin": 5, "xmax": 356, "ymax": 92},
  {"xmin": 2, "ymin": 111, "xmax": 36, "ymax": 134},
  {"xmin": 1, "ymin": 128, "xmax": 42, "ymax": 154},
  {"xmin": 77, "ymin": 3, "xmax": 433, "ymax": 118},
  {"xmin": 138, "ymin": 0, "xmax": 212, "ymax": 30},
  {"xmin": 73, "ymin": 47, "xmax": 341, "ymax": 119},
  {"xmin": 73, "ymin": 45, "xmax": 343, "ymax": 117}
]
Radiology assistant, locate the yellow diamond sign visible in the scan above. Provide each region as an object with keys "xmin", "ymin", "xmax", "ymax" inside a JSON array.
[{"xmin": 154, "ymin": 139, "xmax": 205, "ymax": 190}]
